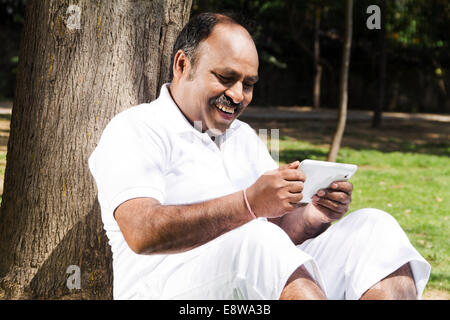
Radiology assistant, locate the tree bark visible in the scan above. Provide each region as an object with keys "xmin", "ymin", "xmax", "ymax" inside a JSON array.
[
  {"xmin": 0, "ymin": 0, "xmax": 192, "ymax": 299},
  {"xmin": 327, "ymin": 0, "xmax": 353, "ymax": 162}
]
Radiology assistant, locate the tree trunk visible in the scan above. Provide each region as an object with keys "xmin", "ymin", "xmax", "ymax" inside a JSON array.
[
  {"xmin": 0, "ymin": 0, "xmax": 192, "ymax": 299},
  {"xmin": 327, "ymin": 0, "xmax": 353, "ymax": 162},
  {"xmin": 313, "ymin": 6, "xmax": 322, "ymax": 109},
  {"xmin": 431, "ymin": 58, "xmax": 449, "ymax": 114},
  {"xmin": 388, "ymin": 73, "xmax": 400, "ymax": 111},
  {"xmin": 372, "ymin": 0, "xmax": 386, "ymax": 128}
]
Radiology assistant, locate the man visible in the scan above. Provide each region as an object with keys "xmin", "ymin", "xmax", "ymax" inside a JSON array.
[{"xmin": 88, "ymin": 13, "xmax": 430, "ymax": 299}]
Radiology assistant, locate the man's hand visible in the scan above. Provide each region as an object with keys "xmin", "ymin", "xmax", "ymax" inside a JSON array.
[
  {"xmin": 246, "ymin": 161, "xmax": 305, "ymax": 218},
  {"xmin": 272, "ymin": 180, "xmax": 353, "ymax": 245},
  {"xmin": 311, "ymin": 181, "xmax": 353, "ymax": 223}
]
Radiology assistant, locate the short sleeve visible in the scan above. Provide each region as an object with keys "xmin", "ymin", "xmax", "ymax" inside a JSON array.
[{"xmin": 88, "ymin": 111, "xmax": 167, "ymax": 227}]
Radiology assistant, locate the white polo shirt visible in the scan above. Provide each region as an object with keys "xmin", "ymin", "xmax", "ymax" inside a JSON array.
[{"xmin": 88, "ymin": 84, "xmax": 277, "ymax": 299}]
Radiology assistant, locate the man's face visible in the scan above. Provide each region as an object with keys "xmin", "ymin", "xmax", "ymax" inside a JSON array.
[{"xmin": 178, "ymin": 23, "xmax": 259, "ymax": 134}]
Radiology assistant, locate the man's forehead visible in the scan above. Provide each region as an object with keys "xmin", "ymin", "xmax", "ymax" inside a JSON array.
[
  {"xmin": 207, "ymin": 23, "xmax": 255, "ymax": 49},
  {"xmin": 197, "ymin": 23, "xmax": 258, "ymax": 68}
]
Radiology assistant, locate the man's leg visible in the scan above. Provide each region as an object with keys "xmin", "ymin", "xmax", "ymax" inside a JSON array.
[
  {"xmin": 298, "ymin": 208, "xmax": 430, "ymax": 300},
  {"xmin": 138, "ymin": 218, "xmax": 325, "ymax": 299},
  {"xmin": 360, "ymin": 263, "xmax": 417, "ymax": 300},
  {"xmin": 280, "ymin": 265, "xmax": 327, "ymax": 300}
]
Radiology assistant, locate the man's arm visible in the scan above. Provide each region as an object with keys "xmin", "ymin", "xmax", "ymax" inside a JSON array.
[
  {"xmin": 115, "ymin": 162, "xmax": 305, "ymax": 255},
  {"xmin": 269, "ymin": 204, "xmax": 331, "ymax": 245},
  {"xmin": 270, "ymin": 181, "xmax": 353, "ymax": 245},
  {"xmin": 115, "ymin": 191, "xmax": 250, "ymax": 255}
]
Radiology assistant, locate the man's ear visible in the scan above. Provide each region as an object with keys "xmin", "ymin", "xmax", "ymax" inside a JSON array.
[{"xmin": 172, "ymin": 50, "xmax": 191, "ymax": 81}]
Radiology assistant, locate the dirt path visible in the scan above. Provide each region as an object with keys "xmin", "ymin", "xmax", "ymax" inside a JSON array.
[
  {"xmin": 422, "ymin": 289, "xmax": 450, "ymax": 300},
  {"xmin": 240, "ymin": 106, "xmax": 450, "ymax": 158},
  {"xmin": 2, "ymin": 101, "xmax": 449, "ymax": 121},
  {"xmin": 241, "ymin": 106, "xmax": 450, "ymax": 122}
]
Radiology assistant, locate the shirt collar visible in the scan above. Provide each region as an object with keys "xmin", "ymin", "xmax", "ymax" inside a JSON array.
[{"xmin": 158, "ymin": 83, "xmax": 241, "ymax": 137}]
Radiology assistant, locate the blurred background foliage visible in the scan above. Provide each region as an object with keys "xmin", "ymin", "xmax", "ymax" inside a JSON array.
[
  {"xmin": 0, "ymin": 0, "xmax": 448, "ymax": 113},
  {"xmin": 0, "ymin": 0, "xmax": 26, "ymax": 101},
  {"xmin": 192, "ymin": 0, "xmax": 449, "ymax": 113}
]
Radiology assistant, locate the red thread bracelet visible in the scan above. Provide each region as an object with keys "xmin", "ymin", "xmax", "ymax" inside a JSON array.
[{"xmin": 243, "ymin": 189, "xmax": 257, "ymax": 219}]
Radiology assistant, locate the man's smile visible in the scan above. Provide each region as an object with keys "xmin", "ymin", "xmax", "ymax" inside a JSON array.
[
  {"xmin": 210, "ymin": 94, "xmax": 243, "ymax": 122},
  {"xmin": 213, "ymin": 102, "xmax": 235, "ymax": 121},
  {"xmin": 216, "ymin": 103, "xmax": 235, "ymax": 114}
]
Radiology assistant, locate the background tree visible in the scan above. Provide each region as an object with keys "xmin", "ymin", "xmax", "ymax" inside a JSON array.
[
  {"xmin": 328, "ymin": 0, "xmax": 353, "ymax": 162},
  {"xmin": 3, "ymin": 1, "xmax": 448, "ymax": 114},
  {"xmin": 0, "ymin": 0, "xmax": 26, "ymax": 100},
  {"xmin": 0, "ymin": 0, "xmax": 192, "ymax": 299},
  {"xmin": 371, "ymin": 0, "xmax": 386, "ymax": 128},
  {"xmin": 313, "ymin": 4, "xmax": 322, "ymax": 109}
]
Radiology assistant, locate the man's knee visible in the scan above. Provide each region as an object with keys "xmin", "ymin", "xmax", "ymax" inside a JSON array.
[
  {"xmin": 331, "ymin": 207, "xmax": 410, "ymax": 255},
  {"xmin": 280, "ymin": 265, "xmax": 327, "ymax": 300},
  {"xmin": 227, "ymin": 219, "xmax": 318, "ymax": 299},
  {"xmin": 346, "ymin": 207, "xmax": 397, "ymax": 224},
  {"xmin": 217, "ymin": 219, "xmax": 296, "ymax": 272},
  {"xmin": 234, "ymin": 219, "xmax": 295, "ymax": 254},
  {"xmin": 361, "ymin": 263, "xmax": 417, "ymax": 300},
  {"xmin": 241, "ymin": 218, "xmax": 290, "ymax": 239},
  {"xmin": 342, "ymin": 207, "xmax": 402, "ymax": 237}
]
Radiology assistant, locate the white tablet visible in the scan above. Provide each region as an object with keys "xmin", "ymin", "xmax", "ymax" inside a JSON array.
[{"xmin": 299, "ymin": 159, "xmax": 358, "ymax": 203}]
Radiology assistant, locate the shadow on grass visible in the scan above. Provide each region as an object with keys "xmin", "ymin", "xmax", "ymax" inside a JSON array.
[
  {"xmin": 0, "ymin": 114, "xmax": 11, "ymax": 121},
  {"xmin": 249, "ymin": 118, "xmax": 450, "ymax": 157},
  {"xmin": 278, "ymin": 149, "xmax": 328, "ymax": 164}
]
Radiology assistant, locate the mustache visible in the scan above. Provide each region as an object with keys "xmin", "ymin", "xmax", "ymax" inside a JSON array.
[{"xmin": 210, "ymin": 94, "xmax": 243, "ymax": 109}]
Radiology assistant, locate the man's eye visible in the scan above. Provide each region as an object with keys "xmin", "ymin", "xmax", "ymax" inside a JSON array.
[
  {"xmin": 217, "ymin": 74, "xmax": 232, "ymax": 83},
  {"xmin": 242, "ymin": 83, "xmax": 253, "ymax": 91}
]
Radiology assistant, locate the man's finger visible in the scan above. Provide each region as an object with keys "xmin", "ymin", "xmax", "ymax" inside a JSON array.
[
  {"xmin": 286, "ymin": 181, "xmax": 304, "ymax": 194},
  {"xmin": 316, "ymin": 189, "xmax": 352, "ymax": 205},
  {"xmin": 281, "ymin": 168, "xmax": 305, "ymax": 182},
  {"xmin": 278, "ymin": 161, "xmax": 300, "ymax": 171},
  {"xmin": 313, "ymin": 196, "xmax": 348, "ymax": 217},
  {"xmin": 287, "ymin": 191, "xmax": 304, "ymax": 203},
  {"xmin": 329, "ymin": 181, "xmax": 353, "ymax": 195},
  {"xmin": 312, "ymin": 201, "xmax": 343, "ymax": 221}
]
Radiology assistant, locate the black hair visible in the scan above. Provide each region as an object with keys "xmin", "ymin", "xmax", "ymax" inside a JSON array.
[{"xmin": 169, "ymin": 12, "xmax": 242, "ymax": 80}]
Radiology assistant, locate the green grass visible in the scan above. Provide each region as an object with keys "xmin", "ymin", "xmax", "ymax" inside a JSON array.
[{"xmin": 279, "ymin": 138, "xmax": 450, "ymax": 292}]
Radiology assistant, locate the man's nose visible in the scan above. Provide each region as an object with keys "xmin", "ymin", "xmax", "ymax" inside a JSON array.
[{"xmin": 225, "ymin": 82, "xmax": 244, "ymax": 105}]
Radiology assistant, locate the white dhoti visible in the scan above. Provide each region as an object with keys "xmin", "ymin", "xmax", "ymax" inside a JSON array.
[
  {"xmin": 298, "ymin": 208, "xmax": 430, "ymax": 299},
  {"xmin": 135, "ymin": 208, "xmax": 430, "ymax": 300}
]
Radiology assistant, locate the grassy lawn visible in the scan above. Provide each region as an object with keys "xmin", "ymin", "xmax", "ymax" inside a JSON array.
[{"xmin": 277, "ymin": 137, "xmax": 449, "ymax": 292}]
